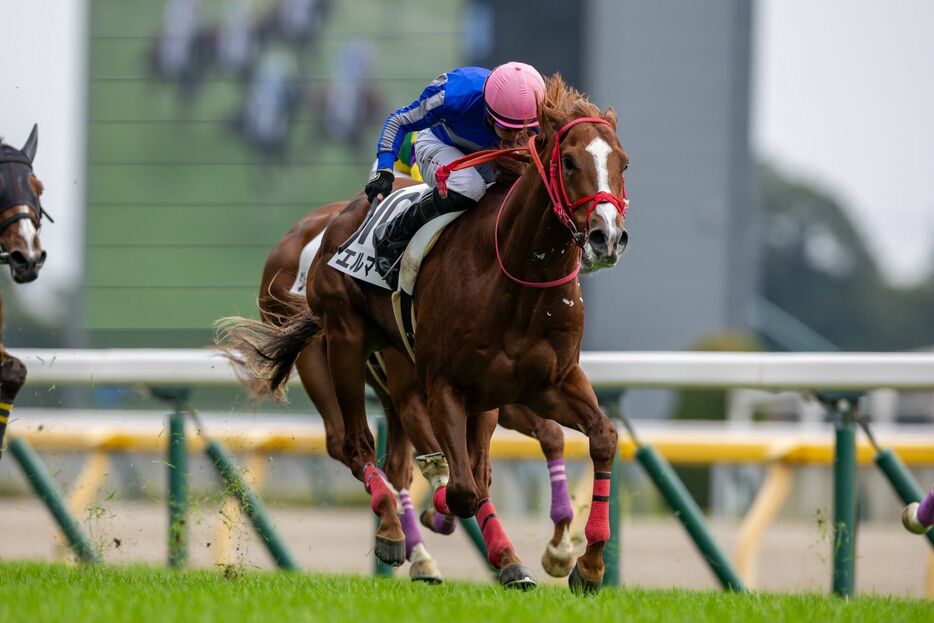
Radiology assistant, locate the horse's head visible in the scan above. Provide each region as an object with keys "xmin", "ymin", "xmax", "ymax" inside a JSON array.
[
  {"xmin": 0, "ymin": 124, "xmax": 48, "ymax": 283},
  {"xmin": 537, "ymin": 77, "xmax": 629, "ymax": 272}
]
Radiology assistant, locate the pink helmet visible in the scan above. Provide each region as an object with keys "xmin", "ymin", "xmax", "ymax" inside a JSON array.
[{"xmin": 483, "ymin": 62, "xmax": 546, "ymax": 129}]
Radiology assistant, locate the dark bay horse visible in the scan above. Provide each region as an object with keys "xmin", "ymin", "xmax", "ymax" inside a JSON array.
[
  {"xmin": 251, "ymin": 190, "xmax": 578, "ymax": 581},
  {"xmin": 0, "ymin": 124, "xmax": 49, "ymax": 459},
  {"xmin": 222, "ymin": 76, "xmax": 628, "ymax": 592}
]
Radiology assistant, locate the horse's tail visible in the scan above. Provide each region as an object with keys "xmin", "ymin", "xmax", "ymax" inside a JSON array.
[{"xmin": 215, "ymin": 296, "xmax": 323, "ymax": 402}]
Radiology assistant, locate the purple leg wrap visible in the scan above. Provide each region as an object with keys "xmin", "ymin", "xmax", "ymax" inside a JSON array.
[
  {"xmin": 547, "ymin": 458, "xmax": 574, "ymax": 525},
  {"xmin": 433, "ymin": 510, "xmax": 457, "ymax": 535},
  {"xmin": 398, "ymin": 489, "xmax": 423, "ymax": 560},
  {"xmin": 918, "ymin": 486, "xmax": 934, "ymax": 527}
]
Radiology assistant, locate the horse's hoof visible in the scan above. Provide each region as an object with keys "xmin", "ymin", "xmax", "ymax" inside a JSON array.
[
  {"xmin": 409, "ymin": 544, "xmax": 444, "ymax": 584},
  {"xmin": 374, "ymin": 535, "xmax": 406, "ymax": 567},
  {"xmin": 499, "ymin": 563, "xmax": 536, "ymax": 590},
  {"xmin": 542, "ymin": 543, "xmax": 575, "ymax": 578},
  {"xmin": 568, "ymin": 562, "xmax": 602, "ymax": 595},
  {"xmin": 541, "ymin": 530, "xmax": 574, "ymax": 577},
  {"xmin": 902, "ymin": 502, "xmax": 932, "ymax": 534}
]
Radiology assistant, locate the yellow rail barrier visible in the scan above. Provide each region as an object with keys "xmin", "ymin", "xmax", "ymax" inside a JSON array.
[{"xmin": 12, "ymin": 424, "xmax": 934, "ymax": 464}]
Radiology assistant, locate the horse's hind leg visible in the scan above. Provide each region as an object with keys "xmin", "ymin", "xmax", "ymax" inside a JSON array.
[
  {"xmin": 377, "ymin": 387, "xmax": 442, "ymax": 584},
  {"xmin": 527, "ymin": 366, "xmax": 618, "ymax": 594},
  {"xmin": 465, "ymin": 409, "xmax": 535, "ymax": 589},
  {"xmin": 294, "ymin": 341, "xmax": 345, "ymax": 463},
  {"xmin": 499, "ymin": 405, "xmax": 574, "ymax": 577},
  {"xmin": 383, "ymin": 356, "xmax": 455, "ymax": 536},
  {"xmin": 325, "ymin": 320, "xmax": 405, "ymax": 567},
  {"xmin": 0, "ymin": 348, "xmax": 27, "ymax": 462}
]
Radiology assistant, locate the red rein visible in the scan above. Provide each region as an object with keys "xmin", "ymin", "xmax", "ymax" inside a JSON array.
[{"xmin": 434, "ymin": 117, "xmax": 627, "ymax": 288}]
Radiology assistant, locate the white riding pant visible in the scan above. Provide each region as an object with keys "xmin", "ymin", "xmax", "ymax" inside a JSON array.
[{"xmin": 412, "ymin": 129, "xmax": 494, "ymax": 201}]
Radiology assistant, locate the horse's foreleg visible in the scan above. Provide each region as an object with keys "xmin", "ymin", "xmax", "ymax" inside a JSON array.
[
  {"xmin": 469, "ymin": 409, "xmax": 536, "ymax": 589},
  {"xmin": 499, "ymin": 404, "xmax": 574, "ymax": 577},
  {"xmin": 326, "ymin": 326, "xmax": 405, "ymax": 567},
  {"xmin": 0, "ymin": 349, "xmax": 27, "ymax": 462},
  {"xmin": 528, "ymin": 366, "xmax": 617, "ymax": 594},
  {"xmin": 425, "ymin": 381, "xmax": 478, "ymax": 519}
]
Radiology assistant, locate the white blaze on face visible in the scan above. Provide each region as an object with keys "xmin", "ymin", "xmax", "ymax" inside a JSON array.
[
  {"xmin": 14, "ymin": 209, "xmax": 38, "ymax": 257},
  {"xmin": 584, "ymin": 137, "xmax": 621, "ymax": 249}
]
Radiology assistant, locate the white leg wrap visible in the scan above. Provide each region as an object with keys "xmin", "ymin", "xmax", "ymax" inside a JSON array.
[{"xmin": 415, "ymin": 452, "xmax": 450, "ymax": 491}]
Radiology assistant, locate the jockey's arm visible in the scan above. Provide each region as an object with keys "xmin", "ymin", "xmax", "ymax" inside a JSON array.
[{"xmin": 374, "ymin": 74, "xmax": 449, "ymax": 171}]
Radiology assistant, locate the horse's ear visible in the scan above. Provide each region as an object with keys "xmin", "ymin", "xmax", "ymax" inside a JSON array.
[
  {"xmin": 603, "ymin": 107, "xmax": 618, "ymax": 129},
  {"xmin": 21, "ymin": 124, "xmax": 38, "ymax": 164}
]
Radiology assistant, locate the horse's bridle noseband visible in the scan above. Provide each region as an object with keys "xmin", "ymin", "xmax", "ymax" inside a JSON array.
[{"xmin": 0, "ymin": 147, "xmax": 52, "ymax": 264}]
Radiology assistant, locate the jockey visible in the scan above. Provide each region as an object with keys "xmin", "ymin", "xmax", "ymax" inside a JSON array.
[{"xmin": 365, "ymin": 62, "xmax": 546, "ymax": 285}]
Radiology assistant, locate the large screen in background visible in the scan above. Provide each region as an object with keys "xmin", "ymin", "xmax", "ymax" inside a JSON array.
[{"xmin": 85, "ymin": 0, "xmax": 463, "ymax": 346}]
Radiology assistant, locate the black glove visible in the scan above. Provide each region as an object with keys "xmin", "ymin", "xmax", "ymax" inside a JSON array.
[{"xmin": 365, "ymin": 169, "xmax": 395, "ymax": 203}]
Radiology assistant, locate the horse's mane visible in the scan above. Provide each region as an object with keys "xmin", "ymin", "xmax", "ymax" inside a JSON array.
[{"xmin": 540, "ymin": 74, "xmax": 603, "ymax": 123}]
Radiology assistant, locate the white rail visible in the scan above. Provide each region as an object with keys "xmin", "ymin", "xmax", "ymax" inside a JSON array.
[{"xmin": 13, "ymin": 348, "xmax": 934, "ymax": 391}]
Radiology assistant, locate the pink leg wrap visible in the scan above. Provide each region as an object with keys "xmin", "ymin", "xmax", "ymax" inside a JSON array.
[
  {"xmin": 363, "ymin": 463, "xmax": 395, "ymax": 515},
  {"xmin": 433, "ymin": 486, "xmax": 451, "ymax": 516},
  {"xmin": 476, "ymin": 498, "xmax": 512, "ymax": 568},
  {"xmin": 584, "ymin": 471, "xmax": 612, "ymax": 545}
]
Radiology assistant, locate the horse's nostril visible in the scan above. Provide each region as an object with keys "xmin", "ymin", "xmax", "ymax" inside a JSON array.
[
  {"xmin": 9, "ymin": 251, "xmax": 27, "ymax": 267},
  {"xmin": 618, "ymin": 230, "xmax": 629, "ymax": 253},
  {"xmin": 38, "ymin": 250, "xmax": 47, "ymax": 267},
  {"xmin": 588, "ymin": 230, "xmax": 607, "ymax": 250}
]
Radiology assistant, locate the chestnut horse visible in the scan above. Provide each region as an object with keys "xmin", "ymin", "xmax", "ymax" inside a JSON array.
[
  {"xmin": 0, "ymin": 125, "xmax": 50, "ymax": 459},
  {"xmin": 222, "ymin": 76, "xmax": 628, "ymax": 592},
  {"xmin": 252, "ymin": 193, "xmax": 578, "ymax": 582}
]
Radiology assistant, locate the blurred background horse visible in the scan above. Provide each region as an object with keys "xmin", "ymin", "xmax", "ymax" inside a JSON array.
[{"xmin": 0, "ymin": 125, "xmax": 50, "ymax": 459}]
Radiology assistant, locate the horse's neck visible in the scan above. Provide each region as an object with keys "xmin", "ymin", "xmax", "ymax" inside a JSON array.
[{"xmin": 497, "ymin": 172, "xmax": 580, "ymax": 287}]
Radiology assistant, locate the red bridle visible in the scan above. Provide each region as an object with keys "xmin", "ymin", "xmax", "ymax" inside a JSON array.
[
  {"xmin": 434, "ymin": 116, "xmax": 628, "ymax": 288},
  {"xmin": 528, "ymin": 117, "xmax": 628, "ymax": 246}
]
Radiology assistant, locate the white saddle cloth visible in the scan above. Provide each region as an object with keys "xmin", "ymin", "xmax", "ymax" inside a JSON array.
[{"xmin": 326, "ymin": 184, "xmax": 464, "ymax": 293}]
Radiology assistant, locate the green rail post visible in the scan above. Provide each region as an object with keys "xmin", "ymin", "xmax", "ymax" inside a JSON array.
[
  {"xmin": 155, "ymin": 387, "xmax": 190, "ymax": 569},
  {"xmin": 9, "ymin": 437, "xmax": 100, "ymax": 563},
  {"xmin": 634, "ymin": 443, "xmax": 746, "ymax": 591},
  {"xmin": 875, "ymin": 449, "xmax": 934, "ymax": 549},
  {"xmin": 373, "ymin": 416, "xmax": 395, "ymax": 577},
  {"xmin": 826, "ymin": 394, "xmax": 859, "ymax": 598},
  {"xmin": 204, "ymin": 439, "xmax": 299, "ymax": 570}
]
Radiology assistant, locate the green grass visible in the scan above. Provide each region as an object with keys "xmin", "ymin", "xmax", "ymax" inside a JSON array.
[{"xmin": 1, "ymin": 562, "xmax": 931, "ymax": 623}]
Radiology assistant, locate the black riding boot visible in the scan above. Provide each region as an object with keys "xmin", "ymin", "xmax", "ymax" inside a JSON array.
[{"xmin": 373, "ymin": 188, "xmax": 474, "ymax": 288}]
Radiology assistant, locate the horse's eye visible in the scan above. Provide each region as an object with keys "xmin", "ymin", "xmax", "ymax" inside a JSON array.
[{"xmin": 562, "ymin": 155, "xmax": 575, "ymax": 171}]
